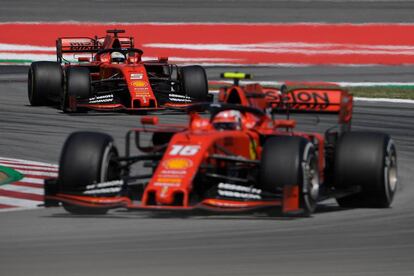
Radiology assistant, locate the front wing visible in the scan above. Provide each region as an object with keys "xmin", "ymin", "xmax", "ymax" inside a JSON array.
[{"xmin": 44, "ymin": 178, "xmax": 303, "ymax": 214}]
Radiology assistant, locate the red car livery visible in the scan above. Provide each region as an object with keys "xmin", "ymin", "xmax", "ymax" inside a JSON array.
[
  {"xmin": 28, "ymin": 29, "xmax": 209, "ymax": 112},
  {"xmin": 44, "ymin": 84, "xmax": 397, "ymax": 216}
]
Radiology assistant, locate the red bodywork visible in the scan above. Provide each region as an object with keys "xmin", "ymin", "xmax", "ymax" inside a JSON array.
[
  {"xmin": 46, "ymin": 87, "xmax": 352, "ymax": 216},
  {"xmin": 218, "ymin": 81, "xmax": 352, "ymax": 127},
  {"xmin": 45, "ymin": 83, "xmax": 354, "ymax": 215},
  {"xmin": 57, "ymin": 30, "xmax": 200, "ymax": 112}
]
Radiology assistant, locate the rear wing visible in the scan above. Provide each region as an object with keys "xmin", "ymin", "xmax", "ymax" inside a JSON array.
[
  {"xmin": 56, "ymin": 36, "xmax": 134, "ymax": 63},
  {"xmin": 270, "ymin": 88, "xmax": 353, "ymax": 127}
]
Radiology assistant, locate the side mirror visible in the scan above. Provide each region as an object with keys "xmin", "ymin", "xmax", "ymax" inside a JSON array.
[{"xmin": 141, "ymin": 116, "xmax": 159, "ymax": 125}]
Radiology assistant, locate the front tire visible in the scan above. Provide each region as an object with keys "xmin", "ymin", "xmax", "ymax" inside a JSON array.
[
  {"xmin": 59, "ymin": 132, "xmax": 121, "ymax": 214},
  {"xmin": 335, "ymin": 132, "xmax": 398, "ymax": 208},
  {"xmin": 28, "ymin": 61, "xmax": 63, "ymax": 106},
  {"xmin": 180, "ymin": 65, "xmax": 208, "ymax": 100},
  {"xmin": 260, "ymin": 136, "xmax": 320, "ymax": 216},
  {"xmin": 62, "ymin": 67, "xmax": 91, "ymax": 112}
]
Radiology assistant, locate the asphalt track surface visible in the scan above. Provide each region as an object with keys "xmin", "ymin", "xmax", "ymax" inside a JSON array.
[
  {"xmin": 2, "ymin": 0, "xmax": 414, "ymax": 23},
  {"xmin": 1, "ymin": 69, "xmax": 414, "ymax": 276},
  {"xmin": 1, "ymin": 1, "xmax": 414, "ymax": 275}
]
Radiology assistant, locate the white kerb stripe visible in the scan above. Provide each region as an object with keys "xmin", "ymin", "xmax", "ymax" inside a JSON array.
[
  {"xmin": 20, "ymin": 177, "xmax": 45, "ymax": 184},
  {"xmin": 0, "ymin": 185, "xmax": 43, "ymax": 195},
  {"xmin": 0, "ymin": 196, "xmax": 40, "ymax": 208},
  {"xmin": 0, "ymin": 163, "xmax": 58, "ymax": 171},
  {"xmin": 14, "ymin": 170, "xmax": 58, "ymax": 177},
  {"xmin": 0, "ymin": 157, "xmax": 58, "ymax": 167}
]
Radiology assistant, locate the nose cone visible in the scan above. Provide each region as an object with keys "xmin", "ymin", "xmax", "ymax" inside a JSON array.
[{"xmin": 156, "ymin": 186, "xmax": 175, "ymax": 205}]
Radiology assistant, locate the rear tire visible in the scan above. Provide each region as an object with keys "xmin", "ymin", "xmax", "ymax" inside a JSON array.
[
  {"xmin": 59, "ymin": 132, "xmax": 120, "ymax": 214},
  {"xmin": 260, "ymin": 136, "xmax": 320, "ymax": 216},
  {"xmin": 180, "ymin": 65, "xmax": 208, "ymax": 100},
  {"xmin": 28, "ymin": 61, "xmax": 63, "ymax": 106},
  {"xmin": 335, "ymin": 132, "xmax": 398, "ymax": 208},
  {"xmin": 62, "ymin": 67, "xmax": 91, "ymax": 112}
]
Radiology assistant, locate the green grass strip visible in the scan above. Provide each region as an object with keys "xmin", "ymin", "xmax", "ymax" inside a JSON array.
[
  {"xmin": 0, "ymin": 59, "xmax": 33, "ymax": 63},
  {"xmin": 0, "ymin": 165, "xmax": 24, "ymax": 186},
  {"xmin": 348, "ymin": 86, "xmax": 414, "ymax": 99}
]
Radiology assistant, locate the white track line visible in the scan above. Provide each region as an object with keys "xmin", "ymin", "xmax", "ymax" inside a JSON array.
[{"xmin": 354, "ymin": 97, "xmax": 414, "ymax": 104}]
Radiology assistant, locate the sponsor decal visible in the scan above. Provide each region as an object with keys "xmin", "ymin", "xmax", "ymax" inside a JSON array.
[
  {"xmin": 162, "ymin": 158, "xmax": 193, "ymax": 170},
  {"xmin": 159, "ymin": 169, "xmax": 187, "ymax": 175},
  {"xmin": 88, "ymin": 94, "xmax": 114, "ymax": 104},
  {"xmin": 134, "ymin": 87, "xmax": 149, "ymax": 91},
  {"xmin": 154, "ymin": 182, "xmax": 181, "ymax": 187},
  {"xmin": 85, "ymin": 180, "xmax": 123, "ymax": 190},
  {"xmin": 83, "ymin": 180, "xmax": 123, "ymax": 195},
  {"xmin": 83, "ymin": 187, "xmax": 122, "ymax": 195},
  {"xmin": 169, "ymin": 93, "xmax": 192, "ymax": 103},
  {"xmin": 131, "ymin": 80, "xmax": 148, "ymax": 87},
  {"xmin": 218, "ymin": 190, "xmax": 261, "ymax": 200},
  {"xmin": 130, "ymin": 73, "xmax": 144, "ymax": 80},
  {"xmin": 154, "ymin": 178, "xmax": 182, "ymax": 183},
  {"xmin": 69, "ymin": 42, "xmax": 95, "ymax": 51},
  {"xmin": 273, "ymin": 90, "xmax": 331, "ymax": 110},
  {"xmin": 217, "ymin": 182, "xmax": 262, "ymax": 200},
  {"xmin": 134, "ymin": 90, "xmax": 151, "ymax": 98}
]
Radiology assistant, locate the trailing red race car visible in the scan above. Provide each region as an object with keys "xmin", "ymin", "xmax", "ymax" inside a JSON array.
[
  {"xmin": 44, "ymin": 92, "xmax": 398, "ymax": 216},
  {"xmin": 217, "ymin": 72, "xmax": 343, "ymax": 111},
  {"xmin": 28, "ymin": 29, "xmax": 209, "ymax": 112}
]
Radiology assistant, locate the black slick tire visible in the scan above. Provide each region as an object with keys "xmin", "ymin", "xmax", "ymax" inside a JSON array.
[
  {"xmin": 59, "ymin": 132, "xmax": 120, "ymax": 214},
  {"xmin": 180, "ymin": 65, "xmax": 208, "ymax": 100},
  {"xmin": 28, "ymin": 61, "xmax": 63, "ymax": 106},
  {"xmin": 260, "ymin": 136, "xmax": 320, "ymax": 216},
  {"xmin": 62, "ymin": 67, "xmax": 91, "ymax": 112},
  {"xmin": 335, "ymin": 132, "xmax": 398, "ymax": 208}
]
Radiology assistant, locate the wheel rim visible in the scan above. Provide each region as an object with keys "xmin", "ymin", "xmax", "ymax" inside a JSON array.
[
  {"xmin": 385, "ymin": 141, "xmax": 398, "ymax": 200},
  {"xmin": 304, "ymin": 158, "xmax": 320, "ymax": 201},
  {"xmin": 302, "ymin": 144, "xmax": 319, "ymax": 212}
]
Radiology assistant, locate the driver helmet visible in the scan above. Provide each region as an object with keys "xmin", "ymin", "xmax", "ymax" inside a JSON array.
[
  {"xmin": 212, "ymin": 110, "xmax": 243, "ymax": 130},
  {"xmin": 110, "ymin": 51, "xmax": 125, "ymax": 63}
]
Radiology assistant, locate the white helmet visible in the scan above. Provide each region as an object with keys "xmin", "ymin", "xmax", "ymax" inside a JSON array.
[{"xmin": 110, "ymin": 52, "xmax": 125, "ymax": 63}]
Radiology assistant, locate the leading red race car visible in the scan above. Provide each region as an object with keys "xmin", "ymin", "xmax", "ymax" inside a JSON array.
[
  {"xmin": 28, "ymin": 29, "xmax": 209, "ymax": 112},
  {"xmin": 44, "ymin": 88, "xmax": 398, "ymax": 216}
]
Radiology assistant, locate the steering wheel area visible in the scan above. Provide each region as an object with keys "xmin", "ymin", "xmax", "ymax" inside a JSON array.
[
  {"xmin": 187, "ymin": 103, "xmax": 266, "ymax": 123},
  {"xmin": 96, "ymin": 48, "xmax": 144, "ymax": 56}
]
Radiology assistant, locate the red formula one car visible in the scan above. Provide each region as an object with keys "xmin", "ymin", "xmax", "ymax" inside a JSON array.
[
  {"xmin": 28, "ymin": 29, "xmax": 209, "ymax": 112},
  {"xmin": 44, "ymin": 90, "xmax": 398, "ymax": 216}
]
